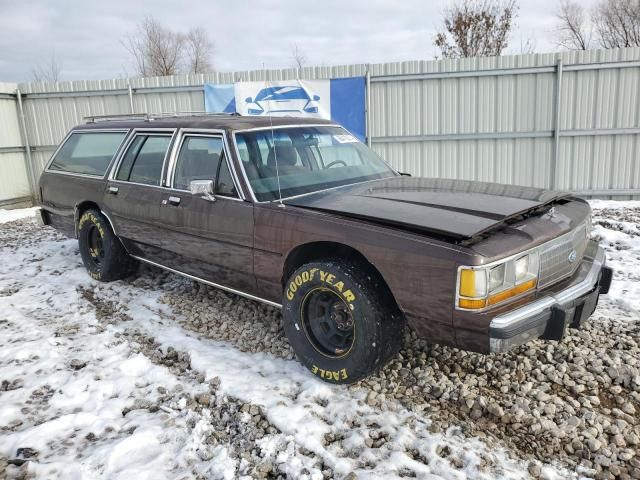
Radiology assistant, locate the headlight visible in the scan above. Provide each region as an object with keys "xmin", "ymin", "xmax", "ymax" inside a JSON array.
[
  {"xmin": 489, "ymin": 264, "xmax": 505, "ymax": 291},
  {"xmin": 515, "ymin": 255, "xmax": 529, "ymax": 281},
  {"xmin": 457, "ymin": 252, "xmax": 539, "ymax": 310}
]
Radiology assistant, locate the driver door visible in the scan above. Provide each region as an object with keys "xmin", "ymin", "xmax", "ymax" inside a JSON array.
[{"xmin": 156, "ymin": 132, "xmax": 256, "ymax": 294}]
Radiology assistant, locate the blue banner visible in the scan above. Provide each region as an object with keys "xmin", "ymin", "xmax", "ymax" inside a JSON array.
[
  {"xmin": 204, "ymin": 84, "xmax": 235, "ymax": 113},
  {"xmin": 204, "ymin": 77, "xmax": 366, "ymax": 141}
]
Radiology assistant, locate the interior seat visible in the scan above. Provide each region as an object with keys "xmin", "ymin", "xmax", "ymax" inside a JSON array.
[{"xmin": 266, "ymin": 145, "xmax": 307, "ymax": 176}]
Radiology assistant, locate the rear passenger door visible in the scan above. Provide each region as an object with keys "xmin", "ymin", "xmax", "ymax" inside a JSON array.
[
  {"xmin": 103, "ymin": 130, "xmax": 175, "ymax": 259},
  {"xmin": 157, "ymin": 131, "xmax": 256, "ymax": 294}
]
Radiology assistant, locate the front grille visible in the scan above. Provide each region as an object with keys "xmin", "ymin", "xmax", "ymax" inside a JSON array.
[{"xmin": 538, "ymin": 223, "xmax": 588, "ymax": 289}]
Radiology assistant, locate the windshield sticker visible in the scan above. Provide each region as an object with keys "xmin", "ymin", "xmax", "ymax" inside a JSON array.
[{"xmin": 333, "ymin": 134, "xmax": 358, "ymax": 144}]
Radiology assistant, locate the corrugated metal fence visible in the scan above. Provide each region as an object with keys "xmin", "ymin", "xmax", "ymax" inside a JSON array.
[
  {"xmin": 2, "ymin": 47, "xmax": 640, "ymax": 205},
  {"xmin": 0, "ymin": 83, "xmax": 32, "ymax": 205}
]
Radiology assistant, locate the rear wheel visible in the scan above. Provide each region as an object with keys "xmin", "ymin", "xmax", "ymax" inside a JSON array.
[
  {"xmin": 77, "ymin": 209, "xmax": 137, "ymax": 282},
  {"xmin": 283, "ymin": 259, "xmax": 405, "ymax": 384}
]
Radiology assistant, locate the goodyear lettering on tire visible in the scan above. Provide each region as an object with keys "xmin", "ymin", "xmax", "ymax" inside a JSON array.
[
  {"xmin": 286, "ymin": 268, "xmax": 357, "ymax": 307},
  {"xmin": 79, "ymin": 212, "xmax": 106, "ymax": 238}
]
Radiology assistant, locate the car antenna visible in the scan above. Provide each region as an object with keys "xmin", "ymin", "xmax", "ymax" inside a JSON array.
[{"xmin": 268, "ymin": 112, "xmax": 285, "ymax": 208}]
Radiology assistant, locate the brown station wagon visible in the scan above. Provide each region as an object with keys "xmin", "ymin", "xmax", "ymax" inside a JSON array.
[{"xmin": 37, "ymin": 113, "xmax": 612, "ymax": 384}]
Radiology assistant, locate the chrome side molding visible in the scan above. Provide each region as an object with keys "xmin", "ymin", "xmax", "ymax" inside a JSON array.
[{"xmin": 130, "ymin": 255, "xmax": 282, "ymax": 309}]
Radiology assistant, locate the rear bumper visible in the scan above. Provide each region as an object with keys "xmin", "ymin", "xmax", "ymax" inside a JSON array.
[{"xmin": 489, "ymin": 241, "xmax": 612, "ymax": 353}]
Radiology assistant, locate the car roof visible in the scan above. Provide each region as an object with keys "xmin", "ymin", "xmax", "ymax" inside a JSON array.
[{"xmin": 74, "ymin": 114, "xmax": 337, "ymax": 132}]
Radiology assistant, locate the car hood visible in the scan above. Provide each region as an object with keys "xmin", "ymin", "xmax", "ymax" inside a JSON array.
[{"xmin": 284, "ymin": 177, "xmax": 570, "ymax": 241}]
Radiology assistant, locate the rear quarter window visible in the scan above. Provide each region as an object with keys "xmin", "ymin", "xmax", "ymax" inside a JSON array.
[{"xmin": 49, "ymin": 131, "xmax": 127, "ymax": 176}]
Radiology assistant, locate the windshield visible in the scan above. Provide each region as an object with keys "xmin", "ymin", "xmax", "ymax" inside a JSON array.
[{"xmin": 235, "ymin": 126, "xmax": 397, "ymax": 201}]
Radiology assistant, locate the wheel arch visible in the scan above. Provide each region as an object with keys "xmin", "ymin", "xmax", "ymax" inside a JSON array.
[
  {"xmin": 74, "ymin": 201, "xmax": 117, "ymax": 238},
  {"xmin": 282, "ymin": 241, "xmax": 401, "ymax": 313}
]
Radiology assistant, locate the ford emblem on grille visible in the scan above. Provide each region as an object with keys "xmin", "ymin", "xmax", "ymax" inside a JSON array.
[{"xmin": 568, "ymin": 250, "xmax": 578, "ymax": 263}]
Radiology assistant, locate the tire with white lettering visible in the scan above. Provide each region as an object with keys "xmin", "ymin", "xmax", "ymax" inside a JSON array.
[
  {"xmin": 283, "ymin": 260, "xmax": 405, "ymax": 384},
  {"xmin": 77, "ymin": 209, "xmax": 137, "ymax": 282}
]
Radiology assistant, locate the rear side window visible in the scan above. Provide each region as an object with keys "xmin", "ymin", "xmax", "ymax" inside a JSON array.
[
  {"xmin": 116, "ymin": 135, "xmax": 172, "ymax": 186},
  {"xmin": 49, "ymin": 131, "xmax": 127, "ymax": 176}
]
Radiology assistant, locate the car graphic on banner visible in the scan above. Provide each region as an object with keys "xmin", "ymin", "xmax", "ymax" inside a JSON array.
[{"xmin": 244, "ymin": 86, "xmax": 321, "ymax": 115}]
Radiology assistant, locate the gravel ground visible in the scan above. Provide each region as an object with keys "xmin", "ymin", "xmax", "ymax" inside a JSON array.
[
  {"xmin": 150, "ymin": 269, "xmax": 640, "ymax": 479},
  {"xmin": 1, "ymin": 203, "xmax": 639, "ymax": 479}
]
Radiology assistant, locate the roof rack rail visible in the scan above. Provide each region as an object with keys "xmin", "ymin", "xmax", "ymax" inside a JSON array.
[
  {"xmin": 84, "ymin": 111, "xmax": 240, "ymax": 123},
  {"xmin": 84, "ymin": 113, "xmax": 150, "ymax": 123}
]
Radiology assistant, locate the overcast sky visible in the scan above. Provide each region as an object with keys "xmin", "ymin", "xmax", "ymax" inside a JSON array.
[{"xmin": 0, "ymin": 0, "xmax": 597, "ymax": 83}]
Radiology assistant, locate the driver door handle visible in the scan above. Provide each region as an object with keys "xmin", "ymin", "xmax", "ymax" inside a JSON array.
[
  {"xmin": 108, "ymin": 186, "xmax": 119, "ymax": 195},
  {"xmin": 165, "ymin": 195, "xmax": 181, "ymax": 206}
]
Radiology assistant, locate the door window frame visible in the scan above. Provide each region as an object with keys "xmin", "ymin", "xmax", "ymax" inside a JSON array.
[
  {"xmin": 108, "ymin": 128, "xmax": 177, "ymax": 189},
  {"xmin": 166, "ymin": 129, "xmax": 245, "ymax": 201}
]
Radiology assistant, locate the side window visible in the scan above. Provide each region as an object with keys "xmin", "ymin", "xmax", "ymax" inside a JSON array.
[
  {"xmin": 215, "ymin": 158, "xmax": 238, "ymax": 197},
  {"xmin": 49, "ymin": 131, "xmax": 127, "ymax": 175},
  {"xmin": 116, "ymin": 135, "xmax": 171, "ymax": 186},
  {"xmin": 174, "ymin": 136, "xmax": 223, "ymax": 190},
  {"xmin": 116, "ymin": 135, "xmax": 145, "ymax": 181}
]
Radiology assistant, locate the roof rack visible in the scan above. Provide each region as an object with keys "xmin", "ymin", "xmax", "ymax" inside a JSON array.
[{"xmin": 83, "ymin": 111, "xmax": 240, "ymax": 123}]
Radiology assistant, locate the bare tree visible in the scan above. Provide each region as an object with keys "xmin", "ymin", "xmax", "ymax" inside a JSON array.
[
  {"xmin": 518, "ymin": 34, "xmax": 537, "ymax": 54},
  {"xmin": 593, "ymin": 0, "xmax": 640, "ymax": 48},
  {"xmin": 555, "ymin": 0, "xmax": 593, "ymax": 50},
  {"xmin": 123, "ymin": 16, "xmax": 186, "ymax": 76},
  {"xmin": 434, "ymin": 0, "xmax": 517, "ymax": 58},
  {"xmin": 185, "ymin": 27, "xmax": 214, "ymax": 74},
  {"xmin": 291, "ymin": 44, "xmax": 307, "ymax": 72},
  {"xmin": 32, "ymin": 54, "xmax": 62, "ymax": 82},
  {"xmin": 556, "ymin": 0, "xmax": 640, "ymax": 50}
]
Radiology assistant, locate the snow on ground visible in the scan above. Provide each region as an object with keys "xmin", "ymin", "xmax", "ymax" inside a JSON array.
[
  {"xmin": 0, "ymin": 201, "xmax": 639, "ymax": 479},
  {"xmin": 590, "ymin": 200, "xmax": 640, "ymax": 314},
  {"xmin": 0, "ymin": 212, "xmax": 532, "ymax": 479},
  {"xmin": 0, "ymin": 207, "xmax": 38, "ymax": 224}
]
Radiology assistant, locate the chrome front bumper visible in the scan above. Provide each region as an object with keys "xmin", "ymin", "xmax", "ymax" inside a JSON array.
[{"xmin": 489, "ymin": 242, "xmax": 612, "ymax": 353}]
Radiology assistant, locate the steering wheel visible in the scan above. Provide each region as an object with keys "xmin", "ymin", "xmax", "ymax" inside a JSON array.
[{"xmin": 324, "ymin": 160, "xmax": 348, "ymax": 169}]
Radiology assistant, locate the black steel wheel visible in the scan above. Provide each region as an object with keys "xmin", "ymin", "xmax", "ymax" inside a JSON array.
[
  {"xmin": 86, "ymin": 224, "xmax": 105, "ymax": 267},
  {"xmin": 301, "ymin": 288, "xmax": 355, "ymax": 358}
]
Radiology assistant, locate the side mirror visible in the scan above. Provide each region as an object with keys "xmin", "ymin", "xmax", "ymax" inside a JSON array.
[
  {"xmin": 190, "ymin": 180, "xmax": 216, "ymax": 202},
  {"xmin": 245, "ymin": 97, "xmax": 253, "ymax": 103},
  {"xmin": 312, "ymin": 95, "xmax": 320, "ymax": 101}
]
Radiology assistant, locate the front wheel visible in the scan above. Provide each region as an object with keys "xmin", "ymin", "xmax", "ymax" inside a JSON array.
[
  {"xmin": 77, "ymin": 209, "xmax": 137, "ymax": 282},
  {"xmin": 282, "ymin": 260, "xmax": 405, "ymax": 384}
]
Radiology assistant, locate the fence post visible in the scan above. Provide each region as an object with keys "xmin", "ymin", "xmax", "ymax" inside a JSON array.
[
  {"xmin": 15, "ymin": 88, "xmax": 37, "ymax": 201},
  {"xmin": 366, "ymin": 66, "xmax": 372, "ymax": 146},
  {"xmin": 551, "ymin": 58, "xmax": 563, "ymax": 190},
  {"xmin": 128, "ymin": 80, "xmax": 134, "ymax": 113}
]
